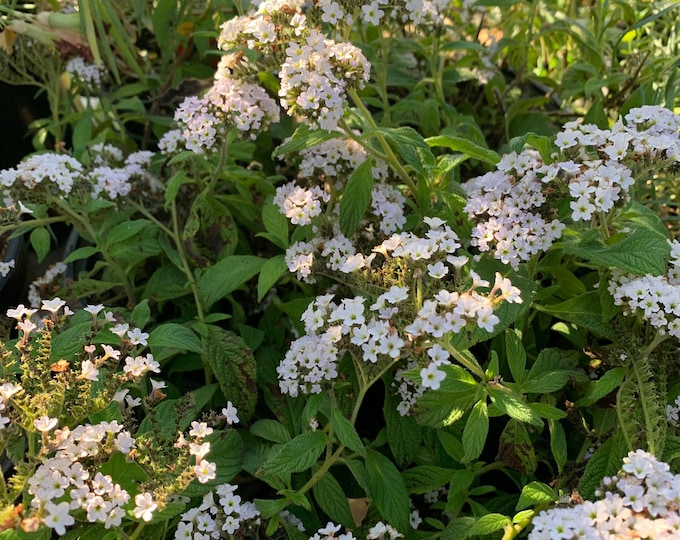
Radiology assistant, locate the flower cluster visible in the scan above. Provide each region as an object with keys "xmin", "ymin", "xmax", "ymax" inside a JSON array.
[
  {"xmin": 27, "ymin": 421, "xmax": 136, "ymax": 533},
  {"xmin": 0, "ymin": 303, "xmax": 240, "ymax": 535},
  {"xmin": 171, "ymin": 78, "xmax": 280, "ymax": 153},
  {"xmin": 0, "ymin": 143, "xmax": 158, "ymax": 206},
  {"xmin": 274, "ymin": 182, "xmax": 330, "ymax": 226},
  {"xmin": 316, "ymin": 0, "xmax": 425, "ymax": 27},
  {"xmin": 529, "ymin": 450, "xmax": 680, "ymax": 539},
  {"xmin": 275, "ymin": 137, "xmax": 400, "ymax": 236},
  {"xmin": 174, "ymin": 483, "xmax": 260, "ymax": 539},
  {"xmin": 309, "ymin": 521, "xmax": 356, "ymax": 540},
  {"xmin": 65, "ymin": 56, "xmax": 105, "ymax": 90},
  {"xmin": 464, "ymin": 105, "xmax": 680, "ymax": 269},
  {"xmin": 217, "ymin": 1, "xmax": 370, "ymax": 131},
  {"xmin": 277, "ymin": 36, "xmax": 370, "ymax": 131},
  {"xmin": 608, "ymin": 239, "xmax": 680, "ymax": 338},
  {"xmin": 278, "ymin": 217, "xmax": 522, "ymax": 409},
  {"xmin": 1, "ymin": 153, "xmax": 83, "ymax": 197}
]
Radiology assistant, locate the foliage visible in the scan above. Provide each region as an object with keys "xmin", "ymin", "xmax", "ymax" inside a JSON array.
[{"xmin": 0, "ymin": 0, "xmax": 680, "ymax": 539}]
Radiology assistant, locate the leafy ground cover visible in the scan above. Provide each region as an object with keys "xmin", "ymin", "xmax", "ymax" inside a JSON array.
[{"xmin": 1, "ymin": 0, "xmax": 680, "ymax": 538}]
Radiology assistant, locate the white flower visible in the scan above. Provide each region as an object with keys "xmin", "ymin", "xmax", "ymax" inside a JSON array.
[
  {"xmin": 189, "ymin": 422, "xmax": 213, "ymax": 439},
  {"xmin": 77, "ymin": 360, "xmax": 99, "ymax": 382},
  {"xmin": 84, "ymin": 304, "xmax": 105, "ymax": 317},
  {"xmin": 420, "ymin": 363, "xmax": 446, "ymax": 390},
  {"xmin": 43, "ymin": 501, "xmax": 75, "ymax": 535},
  {"xmin": 6, "ymin": 304, "xmax": 36, "ymax": 321},
  {"xmin": 127, "ymin": 328, "xmax": 149, "ymax": 346},
  {"xmin": 194, "ymin": 461, "xmax": 217, "ymax": 483},
  {"xmin": 41, "ymin": 298, "xmax": 66, "ymax": 314},
  {"xmin": 427, "ymin": 261, "xmax": 449, "ymax": 279},
  {"xmin": 133, "ymin": 493, "xmax": 157, "ymax": 522},
  {"xmin": 189, "ymin": 442, "xmax": 211, "ymax": 461},
  {"xmin": 34, "ymin": 416, "xmax": 58, "ymax": 432},
  {"xmin": 222, "ymin": 402, "xmax": 239, "ymax": 425}
]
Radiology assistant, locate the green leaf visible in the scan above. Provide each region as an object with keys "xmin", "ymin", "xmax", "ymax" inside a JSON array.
[
  {"xmin": 339, "ymin": 159, "xmax": 374, "ymax": 237},
  {"xmin": 522, "ymin": 371, "xmax": 571, "ymax": 393},
  {"xmin": 516, "ymin": 481, "xmax": 556, "ymax": 510},
  {"xmin": 425, "ymin": 134, "xmax": 500, "ymax": 166},
  {"xmin": 414, "ymin": 365, "xmax": 477, "ymax": 428},
  {"xmin": 384, "ymin": 391, "xmax": 420, "ymax": 465},
  {"xmin": 250, "ymin": 419, "xmax": 292, "ymax": 444},
  {"xmin": 63, "ymin": 245, "xmax": 99, "ymax": 264},
  {"xmin": 441, "ymin": 517, "xmax": 476, "ymax": 540},
  {"xmin": 468, "ymin": 513, "xmax": 511, "ymax": 536},
  {"xmin": 489, "ymin": 389, "xmax": 543, "ymax": 427},
  {"xmin": 272, "ymin": 125, "xmax": 341, "ymax": 157},
  {"xmin": 529, "ymin": 402, "xmax": 566, "ymax": 420},
  {"xmin": 164, "ymin": 170, "xmax": 192, "ymax": 207},
  {"xmin": 462, "ymin": 400, "xmax": 489, "ymax": 463},
  {"xmin": 138, "ymin": 385, "xmax": 218, "ymax": 437},
  {"xmin": 365, "ymin": 449, "xmax": 411, "ymax": 532},
  {"xmin": 662, "ymin": 435, "xmax": 680, "ymax": 464},
  {"xmin": 198, "ymin": 255, "xmax": 265, "ymax": 308},
  {"xmin": 345, "ymin": 458, "xmax": 371, "ymax": 495},
  {"xmin": 131, "ymin": 299, "xmax": 151, "ymax": 329},
  {"xmin": 376, "ymin": 126, "xmax": 436, "ymax": 174},
  {"xmin": 536, "ymin": 291, "xmax": 615, "ymax": 339},
  {"xmin": 61, "ymin": 525, "xmax": 108, "ymax": 540},
  {"xmin": 72, "ymin": 110, "xmax": 93, "ymax": 159},
  {"xmin": 262, "ymin": 431, "xmax": 327, "ymax": 475},
  {"xmin": 561, "ymin": 226, "xmax": 670, "ymax": 276},
  {"xmin": 148, "ymin": 323, "xmax": 203, "ymax": 355},
  {"xmin": 144, "ymin": 265, "xmax": 191, "ymax": 302},
  {"xmin": 331, "ymin": 407, "xmax": 366, "ymax": 458},
  {"xmin": 505, "ymin": 330, "xmax": 526, "ymax": 383},
  {"xmin": 577, "ymin": 367, "xmax": 626, "ymax": 406},
  {"xmin": 106, "ymin": 220, "xmax": 152, "ymax": 246},
  {"xmin": 204, "ymin": 326, "xmax": 258, "ymax": 422},
  {"xmin": 312, "ymin": 470, "xmax": 355, "ymax": 529},
  {"xmin": 498, "ymin": 419, "xmax": 537, "ymax": 474},
  {"xmin": 254, "ymin": 498, "xmax": 288, "ymax": 519},
  {"xmin": 578, "ymin": 434, "xmax": 627, "ymax": 499},
  {"xmin": 401, "ymin": 466, "xmax": 453, "ymax": 494},
  {"xmin": 151, "ymin": 0, "xmax": 178, "ymax": 51},
  {"xmin": 30, "ymin": 226, "xmax": 51, "ymax": 263},
  {"xmin": 257, "ymin": 255, "xmax": 288, "ymax": 302},
  {"xmin": 99, "ymin": 451, "xmax": 148, "ymax": 495},
  {"xmin": 549, "ymin": 420, "xmax": 567, "ymax": 473},
  {"xmin": 262, "ymin": 202, "xmax": 289, "ymax": 245}
]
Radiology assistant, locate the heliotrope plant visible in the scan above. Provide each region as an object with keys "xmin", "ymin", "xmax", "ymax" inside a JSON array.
[
  {"xmin": 2, "ymin": 0, "xmax": 680, "ymax": 539},
  {"xmin": 0, "ymin": 301, "xmax": 247, "ymax": 537}
]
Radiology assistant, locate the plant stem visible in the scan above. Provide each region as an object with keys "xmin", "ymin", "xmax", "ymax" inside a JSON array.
[
  {"xmin": 53, "ymin": 199, "xmax": 136, "ymax": 305},
  {"xmin": 442, "ymin": 342, "xmax": 486, "ymax": 380},
  {"xmin": 346, "ymin": 87, "xmax": 417, "ymax": 195}
]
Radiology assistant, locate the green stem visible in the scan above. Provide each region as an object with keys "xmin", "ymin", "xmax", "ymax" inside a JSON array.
[
  {"xmin": 130, "ymin": 200, "xmax": 206, "ymax": 324},
  {"xmin": 296, "ymin": 357, "xmax": 394, "ymax": 498},
  {"xmin": 377, "ymin": 28, "xmax": 391, "ymax": 125},
  {"xmin": 346, "ymin": 87, "xmax": 417, "ymax": 195},
  {"xmin": 53, "ymin": 199, "xmax": 136, "ymax": 305},
  {"xmin": 0, "ymin": 216, "xmax": 67, "ymax": 238},
  {"xmin": 428, "ymin": 33, "xmax": 448, "ymax": 120},
  {"xmin": 296, "ymin": 444, "xmax": 346, "ymax": 497},
  {"xmin": 442, "ymin": 342, "xmax": 486, "ymax": 380},
  {"xmin": 127, "ymin": 521, "xmax": 145, "ymax": 540},
  {"xmin": 170, "ymin": 199, "xmax": 206, "ymax": 324}
]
